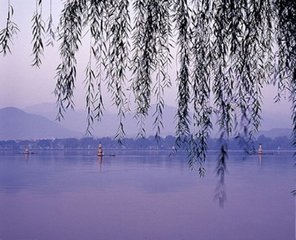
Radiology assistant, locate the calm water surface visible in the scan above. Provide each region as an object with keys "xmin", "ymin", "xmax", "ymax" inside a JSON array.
[{"xmin": 0, "ymin": 150, "xmax": 295, "ymax": 240}]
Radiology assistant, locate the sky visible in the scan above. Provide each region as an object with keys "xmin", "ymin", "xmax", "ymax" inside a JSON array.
[
  {"xmin": 0, "ymin": 0, "xmax": 292, "ymax": 123},
  {"xmin": 0, "ymin": 0, "xmax": 61, "ymax": 108},
  {"xmin": 0, "ymin": 0, "xmax": 179, "ymax": 111}
]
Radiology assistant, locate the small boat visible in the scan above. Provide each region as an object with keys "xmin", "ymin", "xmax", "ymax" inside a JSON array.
[
  {"xmin": 104, "ymin": 153, "xmax": 116, "ymax": 157},
  {"xmin": 23, "ymin": 148, "xmax": 34, "ymax": 154}
]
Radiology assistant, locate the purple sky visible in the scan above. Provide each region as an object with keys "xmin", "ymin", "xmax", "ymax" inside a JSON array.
[{"xmin": 0, "ymin": 0, "xmax": 291, "ymax": 120}]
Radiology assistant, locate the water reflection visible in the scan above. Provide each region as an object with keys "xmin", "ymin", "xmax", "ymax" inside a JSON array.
[
  {"xmin": 0, "ymin": 151, "xmax": 294, "ymax": 240},
  {"xmin": 23, "ymin": 153, "xmax": 29, "ymax": 161},
  {"xmin": 214, "ymin": 144, "xmax": 227, "ymax": 207},
  {"xmin": 97, "ymin": 155, "xmax": 103, "ymax": 172},
  {"xmin": 258, "ymin": 153, "xmax": 262, "ymax": 165},
  {"xmin": 214, "ymin": 170, "xmax": 226, "ymax": 208}
]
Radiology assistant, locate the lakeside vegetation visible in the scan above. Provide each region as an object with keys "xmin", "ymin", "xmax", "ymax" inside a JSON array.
[{"xmin": 0, "ymin": 135, "xmax": 292, "ymax": 152}]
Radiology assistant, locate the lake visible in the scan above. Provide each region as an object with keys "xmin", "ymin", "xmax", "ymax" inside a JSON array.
[{"xmin": 0, "ymin": 150, "xmax": 295, "ymax": 240}]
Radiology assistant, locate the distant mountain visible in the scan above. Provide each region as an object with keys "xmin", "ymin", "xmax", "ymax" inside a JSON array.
[
  {"xmin": 260, "ymin": 112, "xmax": 291, "ymax": 131},
  {"xmin": 25, "ymin": 103, "xmax": 177, "ymax": 137},
  {"xmin": 0, "ymin": 107, "xmax": 82, "ymax": 140},
  {"xmin": 25, "ymin": 102, "xmax": 292, "ymax": 138},
  {"xmin": 257, "ymin": 128, "xmax": 292, "ymax": 139}
]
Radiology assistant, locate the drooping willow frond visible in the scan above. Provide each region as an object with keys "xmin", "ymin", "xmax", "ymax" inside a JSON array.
[
  {"xmin": 132, "ymin": 0, "xmax": 160, "ymax": 137},
  {"xmin": 106, "ymin": 0, "xmax": 130, "ymax": 141},
  {"xmin": 212, "ymin": 0, "xmax": 235, "ymax": 140},
  {"xmin": 173, "ymin": 0, "xmax": 191, "ymax": 146},
  {"xmin": 152, "ymin": 0, "xmax": 173, "ymax": 141},
  {"xmin": 84, "ymin": 43, "xmax": 105, "ymax": 138},
  {"xmin": 46, "ymin": 0, "xmax": 55, "ymax": 47},
  {"xmin": 210, "ymin": 0, "xmax": 236, "ymax": 164},
  {"xmin": 84, "ymin": 46, "xmax": 96, "ymax": 135},
  {"xmin": 54, "ymin": 0, "xmax": 85, "ymax": 120},
  {"xmin": 228, "ymin": 0, "xmax": 272, "ymax": 151},
  {"xmin": 290, "ymin": 70, "xmax": 296, "ymax": 152},
  {"xmin": 84, "ymin": 0, "xmax": 108, "ymax": 135},
  {"xmin": 0, "ymin": 1, "xmax": 19, "ymax": 55},
  {"xmin": 273, "ymin": 0, "xmax": 292, "ymax": 103},
  {"xmin": 31, "ymin": 0, "xmax": 45, "ymax": 67},
  {"xmin": 190, "ymin": 0, "xmax": 213, "ymax": 170},
  {"xmin": 275, "ymin": 0, "xmax": 296, "ymax": 149},
  {"xmin": 210, "ymin": 0, "xmax": 274, "ymax": 156}
]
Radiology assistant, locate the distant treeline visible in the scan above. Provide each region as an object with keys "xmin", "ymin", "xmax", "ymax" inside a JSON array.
[{"xmin": 0, "ymin": 134, "xmax": 293, "ymax": 151}]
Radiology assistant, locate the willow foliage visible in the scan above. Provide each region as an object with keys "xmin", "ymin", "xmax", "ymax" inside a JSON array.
[
  {"xmin": 1, "ymin": 0, "xmax": 296, "ymax": 171},
  {"xmin": 31, "ymin": 0, "xmax": 45, "ymax": 67},
  {"xmin": 0, "ymin": 1, "xmax": 19, "ymax": 55}
]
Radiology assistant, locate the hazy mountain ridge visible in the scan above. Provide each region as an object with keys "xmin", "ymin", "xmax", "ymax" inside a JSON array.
[
  {"xmin": 0, "ymin": 107, "xmax": 82, "ymax": 140},
  {"xmin": 25, "ymin": 103, "xmax": 177, "ymax": 137},
  {"xmin": 26, "ymin": 102, "xmax": 292, "ymax": 138},
  {"xmin": 258, "ymin": 128, "xmax": 292, "ymax": 139},
  {"xmin": 0, "ymin": 104, "xmax": 291, "ymax": 140}
]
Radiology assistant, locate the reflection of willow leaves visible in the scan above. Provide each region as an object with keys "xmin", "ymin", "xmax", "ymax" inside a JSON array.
[
  {"xmin": 215, "ymin": 170, "xmax": 226, "ymax": 208},
  {"xmin": 2, "ymin": 0, "xmax": 296, "ymax": 169},
  {"xmin": 214, "ymin": 144, "xmax": 227, "ymax": 207}
]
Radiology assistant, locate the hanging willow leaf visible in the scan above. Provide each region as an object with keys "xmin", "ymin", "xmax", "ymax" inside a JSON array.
[
  {"xmin": 190, "ymin": 0, "xmax": 213, "ymax": 170},
  {"xmin": 106, "ymin": 0, "xmax": 130, "ymax": 141},
  {"xmin": 290, "ymin": 71, "xmax": 296, "ymax": 152},
  {"xmin": 84, "ymin": 52, "xmax": 96, "ymax": 135},
  {"xmin": 152, "ymin": 0, "xmax": 173, "ymax": 141},
  {"xmin": 46, "ymin": 0, "xmax": 55, "ymax": 47},
  {"xmin": 132, "ymin": 0, "xmax": 162, "ymax": 137},
  {"xmin": 275, "ymin": 0, "xmax": 296, "ymax": 150},
  {"xmin": 227, "ymin": 0, "xmax": 269, "ymax": 152},
  {"xmin": 54, "ymin": 0, "xmax": 85, "ymax": 120},
  {"xmin": 0, "ymin": 3, "xmax": 19, "ymax": 55},
  {"xmin": 210, "ymin": 0, "xmax": 235, "ymax": 163},
  {"xmin": 31, "ymin": 0, "xmax": 45, "ymax": 68},
  {"xmin": 173, "ymin": 0, "xmax": 191, "ymax": 147},
  {"xmin": 83, "ymin": 0, "xmax": 108, "ymax": 134},
  {"xmin": 212, "ymin": 0, "xmax": 235, "ymax": 139}
]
